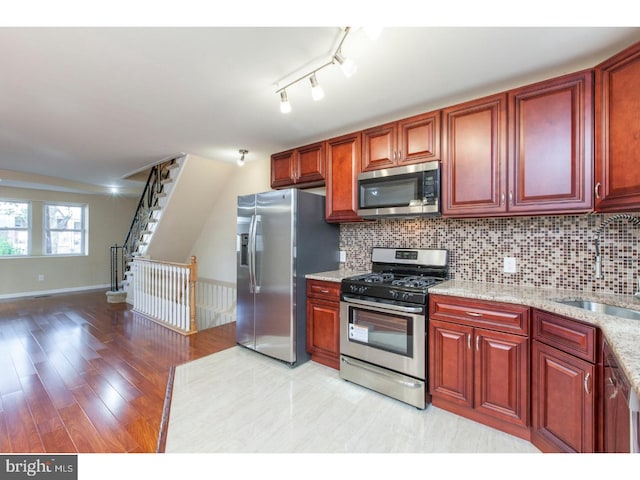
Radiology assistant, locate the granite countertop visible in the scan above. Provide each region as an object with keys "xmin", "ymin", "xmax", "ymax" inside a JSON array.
[
  {"xmin": 305, "ymin": 270, "xmax": 640, "ymax": 400},
  {"xmin": 306, "ymin": 268, "xmax": 368, "ymax": 283},
  {"xmin": 429, "ymin": 280, "xmax": 640, "ymax": 400}
]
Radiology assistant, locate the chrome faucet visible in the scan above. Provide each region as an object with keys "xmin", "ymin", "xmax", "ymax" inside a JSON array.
[{"xmin": 593, "ymin": 213, "xmax": 640, "ymax": 297}]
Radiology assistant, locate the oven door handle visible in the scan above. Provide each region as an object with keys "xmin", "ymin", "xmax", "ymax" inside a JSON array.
[{"xmin": 342, "ymin": 295, "xmax": 424, "ymax": 314}]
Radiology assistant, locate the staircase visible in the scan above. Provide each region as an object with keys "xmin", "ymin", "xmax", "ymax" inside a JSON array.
[{"xmin": 112, "ymin": 153, "xmax": 235, "ymax": 306}]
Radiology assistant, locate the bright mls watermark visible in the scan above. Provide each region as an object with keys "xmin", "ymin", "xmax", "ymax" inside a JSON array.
[{"xmin": 0, "ymin": 456, "xmax": 77, "ymax": 480}]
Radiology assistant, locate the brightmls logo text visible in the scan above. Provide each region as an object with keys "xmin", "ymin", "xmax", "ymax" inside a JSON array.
[{"xmin": 0, "ymin": 456, "xmax": 77, "ymax": 480}]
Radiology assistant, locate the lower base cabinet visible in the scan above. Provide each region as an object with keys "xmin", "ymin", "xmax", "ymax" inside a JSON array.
[
  {"xmin": 429, "ymin": 295, "xmax": 531, "ymax": 440},
  {"xmin": 306, "ymin": 279, "xmax": 341, "ymax": 369},
  {"xmin": 530, "ymin": 309, "xmax": 599, "ymax": 453}
]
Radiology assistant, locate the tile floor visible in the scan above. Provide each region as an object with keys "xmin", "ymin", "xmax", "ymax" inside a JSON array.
[{"xmin": 165, "ymin": 346, "xmax": 540, "ymax": 454}]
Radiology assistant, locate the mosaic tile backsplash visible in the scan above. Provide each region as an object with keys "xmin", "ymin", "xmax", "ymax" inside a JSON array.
[{"xmin": 339, "ymin": 213, "xmax": 640, "ymax": 296}]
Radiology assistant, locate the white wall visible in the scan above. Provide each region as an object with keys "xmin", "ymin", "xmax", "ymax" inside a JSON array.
[
  {"xmin": 0, "ymin": 186, "xmax": 138, "ymax": 298},
  {"xmin": 189, "ymin": 156, "xmax": 271, "ymax": 282}
]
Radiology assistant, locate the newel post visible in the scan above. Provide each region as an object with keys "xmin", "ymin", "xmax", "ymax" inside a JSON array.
[{"xmin": 189, "ymin": 255, "xmax": 198, "ymax": 332}]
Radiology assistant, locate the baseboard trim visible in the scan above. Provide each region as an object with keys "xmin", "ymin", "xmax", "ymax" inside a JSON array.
[{"xmin": 0, "ymin": 283, "xmax": 111, "ymax": 300}]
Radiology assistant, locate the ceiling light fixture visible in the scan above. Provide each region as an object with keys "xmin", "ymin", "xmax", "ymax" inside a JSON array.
[
  {"xmin": 279, "ymin": 91, "xmax": 291, "ymax": 114},
  {"xmin": 238, "ymin": 149, "xmax": 248, "ymax": 167},
  {"xmin": 309, "ymin": 73, "xmax": 325, "ymax": 101},
  {"xmin": 275, "ymin": 27, "xmax": 356, "ymax": 113}
]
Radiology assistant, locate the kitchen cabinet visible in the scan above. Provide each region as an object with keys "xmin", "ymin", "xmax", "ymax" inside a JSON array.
[
  {"xmin": 602, "ymin": 339, "xmax": 631, "ymax": 452},
  {"xmin": 429, "ymin": 295, "xmax": 530, "ymax": 440},
  {"xmin": 306, "ymin": 279, "xmax": 341, "ymax": 369},
  {"xmin": 443, "ymin": 70, "xmax": 593, "ymax": 217},
  {"xmin": 531, "ymin": 309, "xmax": 599, "ymax": 453},
  {"xmin": 325, "ymin": 131, "xmax": 366, "ymax": 223},
  {"xmin": 442, "ymin": 93, "xmax": 508, "ymax": 216},
  {"xmin": 361, "ymin": 110, "xmax": 441, "ymax": 172},
  {"xmin": 595, "ymin": 41, "xmax": 640, "ymax": 212},
  {"xmin": 271, "ymin": 141, "xmax": 325, "ymax": 189}
]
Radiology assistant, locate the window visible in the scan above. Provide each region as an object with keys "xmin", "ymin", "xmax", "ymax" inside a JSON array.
[
  {"xmin": 44, "ymin": 203, "xmax": 87, "ymax": 255},
  {"xmin": 0, "ymin": 201, "xmax": 30, "ymax": 256}
]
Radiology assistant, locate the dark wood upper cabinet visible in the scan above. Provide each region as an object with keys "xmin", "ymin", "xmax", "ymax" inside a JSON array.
[
  {"xmin": 595, "ymin": 41, "xmax": 640, "ymax": 212},
  {"xmin": 508, "ymin": 70, "xmax": 593, "ymax": 214},
  {"xmin": 270, "ymin": 141, "xmax": 325, "ymax": 189},
  {"xmin": 325, "ymin": 132, "xmax": 365, "ymax": 223},
  {"xmin": 443, "ymin": 70, "xmax": 593, "ymax": 217},
  {"xmin": 442, "ymin": 93, "xmax": 508, "ymax": 216},
  {"xmin": 362, "ymin": 110, "xmax": 440, "ymax": 172}
]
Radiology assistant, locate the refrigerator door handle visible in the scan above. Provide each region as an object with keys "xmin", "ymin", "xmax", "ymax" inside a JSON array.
[
  {"xmin": 248, "ymin": 214, "xmax": 256, "ymax": 294},
  {"xmin": 248, "ymin": 214, "xmax": 261, "ymax": 294}
]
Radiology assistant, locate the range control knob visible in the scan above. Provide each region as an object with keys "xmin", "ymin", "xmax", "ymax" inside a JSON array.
[
  {"xmin": 402, "ymin": 292, "xmax": 411, "ymax": 301},
  {"xmin": 389, "ymin": 290, "xmax": 399, "ymax": 299},
  {"xmin": 358, "ymin": 286, "xmax": 367, "ymax": 294}
]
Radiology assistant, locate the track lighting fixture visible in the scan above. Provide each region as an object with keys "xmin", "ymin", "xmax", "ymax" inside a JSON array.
[
  {"xmin": 279, "ymin": 91, "xmax": 291, "ymax": 114},
  {"xmin": 309, "ymin": 73, "xmax": 325, "ymax": 101},
  {"xmin": 275, "ymin": 26, "xmax": 359, "ymax": 113},
  {"xmin": 238, "ymin": 149, "xmax": 248, "ymax": 167}
]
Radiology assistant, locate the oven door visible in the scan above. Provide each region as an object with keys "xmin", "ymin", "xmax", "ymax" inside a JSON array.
[{"xmin": 340, "ymin": 295, "xmax": 426, "ymax": 379}]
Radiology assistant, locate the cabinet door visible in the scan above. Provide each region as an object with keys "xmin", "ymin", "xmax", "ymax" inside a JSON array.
[
  {"xmin": 429, "ymin": 319, "xmax": 473, "ymax": 408},
  {"xmin": 397, "ymin": 110, "xmax": 441, "ymax": 165},
  {"xmin": 474, "ymin": 328, "xmax": 529, "ymax": 428},
  {"xmin": 271, "ymin": 149, "xmax": 296, "ymax": 188},
  {"xmin": 361, "ymin": 123, "xmax": 396, "ymax": 172},
  {"xmin": 296, "ymin": 142, "xmax": 326, "ymax": 186},
  {"xmin": 306, "ymin": 297, "xmax": 340, "ymax": 369},
  {"xmin": 595, "ymin": 41, "xmax": 640, "ymax": 212},
  {"xmin": 508, "ymin": 70, "xmax": 593, "ymax": 214},
  {"xmin": 442, "ymin": 93, "xmax": 508, "ymax": 216},
  {"xmin": 325, "ymin": 132, "xmax": 364, "ymax": 223},
  {"xmin": 532, "ymin": 340, "xmax": 596, "ymax": 453}
]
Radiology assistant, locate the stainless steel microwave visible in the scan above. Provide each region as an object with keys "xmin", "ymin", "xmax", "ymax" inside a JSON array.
[{"xmin": 357, "ymin": 162, "xmax": 441, "ymax": 219}]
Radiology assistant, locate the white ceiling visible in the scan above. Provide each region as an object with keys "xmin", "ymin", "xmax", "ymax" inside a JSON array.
[{"xmin": 0, "ymin": 26, "xmax": 639, "ymax": 195}]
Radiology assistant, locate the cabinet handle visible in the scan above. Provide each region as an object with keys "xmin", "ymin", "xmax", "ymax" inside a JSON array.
[
  {"xmin": 584, "ymin": 372, "xmax": 592, "ymax": 395},
  {"xmin": 319, "ymin": 289, "xmax": 330, "ymax": 294},
  {"xmin": 501, "ymin": 192, "xmax": 505, "ymax": 205},
  {"xmin": 595, "ymin": 182, "xmax": 601, "ymax": 199},
  {"xmin": 509, "ymin": 191, "xmax": 513, "ymax": 204},
  {"xmin": 467, "ymin": 334, "xmax": 471, "ymax": 350},
  {"xmin": 475, "ymin": 335, "xmax": 480, "ymax": 351},
  {"xmin": 465, "ymin": 311, "xmax": 483, "ymax": 317}
]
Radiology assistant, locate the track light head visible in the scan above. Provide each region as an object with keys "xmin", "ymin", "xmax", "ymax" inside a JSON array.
[
  {"xmin": 309, "ymin": 73, "xmax": 325, "ymax": 101},
  {"xmin": 333, "ymin": 52, "xmax": 357, "ymax": 78},
  {"xmin": 279, "ymin": 90, "xmax": 291, "ymax": 114}
]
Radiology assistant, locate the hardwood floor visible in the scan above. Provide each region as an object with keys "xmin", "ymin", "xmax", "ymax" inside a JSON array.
[{"xmin": 0, "ymin": 290, "xmax": 236, "ymax": 453}]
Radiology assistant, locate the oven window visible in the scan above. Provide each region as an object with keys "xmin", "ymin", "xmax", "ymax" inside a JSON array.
[
  {"xmin": 348, "ymin": 307, "xmax": 413, "ymax": 357},
  {"xmin": 359, "ymin": 175, "xmax": 419, "ymax": 209}
]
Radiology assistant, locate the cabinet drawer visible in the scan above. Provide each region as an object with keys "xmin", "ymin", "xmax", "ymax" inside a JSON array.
[
  {"xmin": 532, "ymin": 309, "xmax": 596, "ymax": 363},
  {"xmin": 306, "ymin": 279, "xmax": 341, "ymax": 300},
  {"xmin": 429, "ymin": 294, "xmax": 529, "ymax": 335}
]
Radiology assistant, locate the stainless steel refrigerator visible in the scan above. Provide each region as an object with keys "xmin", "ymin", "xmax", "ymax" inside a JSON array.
[{"xmin": 236, "ymin": 189, "xmax": 339, "ymax": 366}]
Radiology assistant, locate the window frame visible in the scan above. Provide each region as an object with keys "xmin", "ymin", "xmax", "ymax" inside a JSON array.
[
  {"xmin": 43, "ymin": 202, "xmax": 88, "ymax": 256},
  {"xmin": 0, "ymin": 199, "xmax": 31, "ymax": 257}
]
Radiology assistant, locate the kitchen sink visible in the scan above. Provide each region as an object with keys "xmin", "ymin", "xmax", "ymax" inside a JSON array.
[{"xmin": 553, "ymin": 299, "xmax": 640, "ymax": 321}]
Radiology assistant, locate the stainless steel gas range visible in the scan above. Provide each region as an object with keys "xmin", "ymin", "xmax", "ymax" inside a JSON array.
[{"xmin": 339, "ymin": 247, "xmax": 449, "ymax": 409}]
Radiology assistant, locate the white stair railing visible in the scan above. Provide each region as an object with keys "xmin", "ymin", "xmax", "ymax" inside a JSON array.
[{"xmin": 132, "ymin": 256, "xmax": 198, "ymax": 335}]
